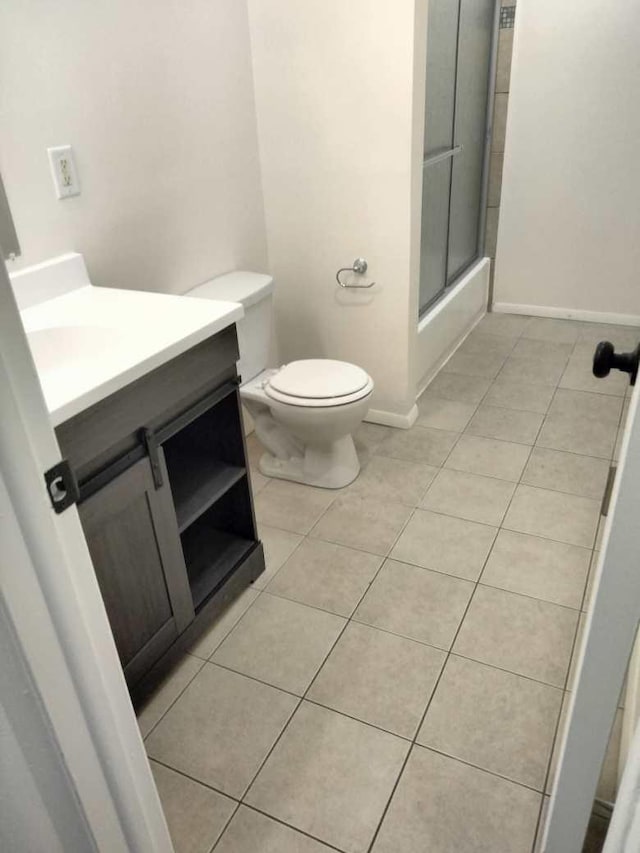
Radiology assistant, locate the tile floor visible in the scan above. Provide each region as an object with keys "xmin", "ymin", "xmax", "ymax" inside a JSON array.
[{"xmin": 139, "ymin": 314, "xmax": 634, "ymax": 853}]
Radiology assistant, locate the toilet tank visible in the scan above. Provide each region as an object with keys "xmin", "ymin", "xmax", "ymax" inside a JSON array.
[{"xmin": 185, "ymin": 271, "xmax": 274, "ymax": 383}]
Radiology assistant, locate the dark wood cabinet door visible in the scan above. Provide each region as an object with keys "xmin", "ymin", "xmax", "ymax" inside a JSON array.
[{"xmin": 78, "ymin": 455, "xmax": 194, "ymax": 682}]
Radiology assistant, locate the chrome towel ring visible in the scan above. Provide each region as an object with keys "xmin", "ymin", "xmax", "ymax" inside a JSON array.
[{"xmin": 336, "ymin": 257, "xmax": 375, "ymax": 288}]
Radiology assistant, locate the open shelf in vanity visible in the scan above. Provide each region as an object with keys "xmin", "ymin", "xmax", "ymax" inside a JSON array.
[{"xmin": 162, "ymin": 386, "xmax": 256, "ymax": 612}]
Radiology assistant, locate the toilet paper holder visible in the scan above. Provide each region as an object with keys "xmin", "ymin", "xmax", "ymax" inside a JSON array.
[{"xmin": 336, "ymin": 258, "xmax": 375, "ymax": 289}]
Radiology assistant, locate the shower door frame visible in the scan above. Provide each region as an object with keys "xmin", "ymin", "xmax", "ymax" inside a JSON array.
[{"xmin": 419, "ymin": 0, "xmax": 501, "ymax": 318}]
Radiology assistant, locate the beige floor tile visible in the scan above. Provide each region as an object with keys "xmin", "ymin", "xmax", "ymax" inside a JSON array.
[
  {"xmin": 444, "ymin": 434, "xmax": 531, "ymax": 481},
  {"xmin": 511, "ymin": 338, "xmax": 574, "ymax": 362},
  {"xmin": 522, "ymin": 317, "xmax": 580, "ymax": 344},
  {"xmin": 248, "ymin": 466, "xmax": 269, "ymax": 496},
  {"xmin": 420, "ymin": 469, "xmax": 515, "ymax": 527},
  {"xmin": 150, "ymin": 761, "xmax": 235, "ymax": 853},
  {"xmin": 354, "ymin": 560, "xmax": 473, "ymax": 650},
  {"xmin": 576, "ymin": 323, "xmax": 640, "ymax": 349},
  {"xmin": 416, "ymin": 394, "xmax": 477, "ymax": 431},
  {"xmin": 146, "ymin": 664, "xmax": 297, "ymax": 798},
  {"xmin": 454, "ymin": 586, "xmax": 578, "ymax": 687},
  {"xmin": 137, "ymin": 654, "xmax": 204, "ymax": 737},
  {"xmin": 188, "ymin": 588, "xmax": 260, "ymax": 660},
  {"xmin": 391, "ymin": 508, "xmax": 498, "ymax": 581},
  {"xmin": 424, "ymin": 371, "xmax": 492, "ymax": 405},
  {"xmin": 310, "ymin": 494, "xmax": 412, "ymax": 555},
  {"xmin": 503, "ymin": 485, "xmax": 600, "ymax": 548},
  {"xmin": 483, "ymin": 379, "xmax": 555, "ymax": 414},
  {"xmin": 216, "ymin": 806, "xmax": 334, "ymax": 853},
  {"xmin": 442, "ymin": 349, "xmax": 507, "ymax": 379},
  {"xmin": 246, "ymin": 702, "xmax": 408, "ymax": 853},
  {"xmin": 347, "ymin": 454, "xmax": 438, "ymax": 505},
  {"xmin": 252, "ymin": 525, "xmax": 303, "ymax": 589},
  {"xmin": 536, "ymin": 412, "xmax": 618, "ymax": 459},
  {"xmin": 254, "ymin": 480, "xmax": 336, "ymax": 534},
  {"xmin": 417, "ymin": 656, "xmax": 562, "ymax": 790},
  {"xmin": 466, "ymin": 404, "xmax": 544, "ymax": 445},
  {"xmin": 548, "ymin": 388, "xmax": 623, "ymax": 424},
  {"xmin": 376, "ymin": 425, "xmax": 458, "ymax": 466},
  {"xmin": 522, "ymin": 447, "xmax": 610, "ymax": 499},
  {"xmin": 354, "ymin": 422, "xmax": 392, "ymax": 466},
  {"xmin": 457, "ymin": 331, "xmax": 516, "ymax": 357},
  {"xmin": 308, "ymin": 622, "xmax": 445, "ymax": 738},
  {"xmin": 476, "ymin": 313, "xmax": 532, "ymax": 338},
  {"xmin": 560, "ymin": 352, "xmax": 628, "ymax": 396},
  {"xmin": 499, "ymin": 355, "xmax": 566, "ymax": 387},
  {"xmin": 267, "ymin": 538, "xmax": 382, "ymax": 617},
  {"xmin": 481, "ymin": 530, "xmax": 591, "ymax": 609},
  {"xmin": 372, "ymin": 746, "xmax": 540, "ymax": 853},
  {"xmin": 212, "ymin": 593, "xmax": 345, "ymax": 695}
]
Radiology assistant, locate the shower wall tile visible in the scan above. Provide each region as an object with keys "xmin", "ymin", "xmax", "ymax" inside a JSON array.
[
  {"xmin": 492, "ymin": 94, "xmax": 509, "ymax": 154},
  {"xmin": 496, "ymin": 28, "xmax": 514, "ymax": 94},
  {"xmin": 485, "ymin": 207, "xmax": 500, "ymax": 258},
  {"xmin": 488, "ymin": 153, "xmax": 504, "ymax": 208}
]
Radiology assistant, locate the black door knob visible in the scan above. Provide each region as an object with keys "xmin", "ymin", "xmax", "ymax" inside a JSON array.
[{"xmin": 593, "ymin": 340, "xmax": 640, "ymax": 386}]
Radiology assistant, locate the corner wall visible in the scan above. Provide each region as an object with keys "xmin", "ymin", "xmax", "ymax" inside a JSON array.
[
  {"xmin": 247, "ymin": 0, "xmax": 418, "ymax": 423},
  {"xmin": 0, "ymin": 0, "xmax": 267, "ymax": 295},
  {"xmin": 493, "ymin": 0, "xmax": 640, "ymax": 322}
]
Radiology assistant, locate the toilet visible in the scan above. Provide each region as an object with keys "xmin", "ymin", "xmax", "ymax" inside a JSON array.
[{"xmin": 185, "ymin": 271, "xmax": 373, "ymax": 489}]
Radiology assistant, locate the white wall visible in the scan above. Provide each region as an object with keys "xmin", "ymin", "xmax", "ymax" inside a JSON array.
[
  {"xmin": 0, "ymin": 0, "xmax": 267, "ymax": 294},
  {"xmin": 494, "ymin": 0, "xmax": 640, "ymax": 322},
  {"xmin": 247, "ymin": 0, "xmax": 419, "ymax": 423}
]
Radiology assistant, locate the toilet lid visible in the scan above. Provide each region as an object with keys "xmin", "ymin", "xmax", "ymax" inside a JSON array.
[{"xmin": 268, "ymin": 359, "xmax": 370, "ymax": 400}]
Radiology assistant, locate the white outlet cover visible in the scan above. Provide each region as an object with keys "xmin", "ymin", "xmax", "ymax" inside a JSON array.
[{"xmin": 47, "ymin": 145, "xmax": 81, "ymax": 199}]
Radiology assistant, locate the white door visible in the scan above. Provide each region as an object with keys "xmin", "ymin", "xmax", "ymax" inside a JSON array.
[
  {"xmin": 0, "ymin": 255, "xmax": 174, "ymax": 851},
  {"xmin": 543, "ymin": 347, "xmax": 640, "ymax": 851}
]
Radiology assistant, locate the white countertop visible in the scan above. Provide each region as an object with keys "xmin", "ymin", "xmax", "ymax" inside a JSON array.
[{"xmin": 15, "ymin": 255, "xmax": 243, "ymax": 426}]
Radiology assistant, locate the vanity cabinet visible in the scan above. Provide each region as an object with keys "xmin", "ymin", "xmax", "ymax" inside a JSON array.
[{"xmin": 56, "ymin": 327, "xmax": 265, "ymax": 695}]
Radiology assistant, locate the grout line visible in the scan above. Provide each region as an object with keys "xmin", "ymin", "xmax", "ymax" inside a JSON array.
[
  {"xmin": 207, "ymin": 801, "xmax": 241, "ymax": 853},
  {"xmin": 222, "ymin": 803, "xmax": 349, "ymax": 853},
  {"xmin": 140, "ymin": 655, "xmax": 207, "ymax": 742},
  {"xmin": 149, "ymin": 755, "xmax": 240, "ymax": 802}
]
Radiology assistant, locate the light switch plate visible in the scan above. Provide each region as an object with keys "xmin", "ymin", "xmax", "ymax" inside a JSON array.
[{"xmin": 47, "ymin": 145, "xmax": 81, "ymax": 199}]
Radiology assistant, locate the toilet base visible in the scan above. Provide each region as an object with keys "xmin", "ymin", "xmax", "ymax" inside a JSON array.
[{"xmin": 258, "ymin": 434, "xmax": 361, "ymax": 489}]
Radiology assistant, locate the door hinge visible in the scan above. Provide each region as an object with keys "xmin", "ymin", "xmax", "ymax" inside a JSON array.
[
  {"xmin": 141, "ymin": 427, "xmax": 164, "ymax": 489},
  {"xmin": 44, "ymin": 459, "xmax": 80, "ymax": 514}
]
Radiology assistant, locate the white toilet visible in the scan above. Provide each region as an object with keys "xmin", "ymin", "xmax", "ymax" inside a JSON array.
[{"xmin": 186, "ymin": 271, "xmax": 373, "ymax": 489}]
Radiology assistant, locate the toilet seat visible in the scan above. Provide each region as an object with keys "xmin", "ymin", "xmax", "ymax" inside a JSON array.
[{"xmin": 265, "ymin": 359, "xmax": 373, "ymax": 408}]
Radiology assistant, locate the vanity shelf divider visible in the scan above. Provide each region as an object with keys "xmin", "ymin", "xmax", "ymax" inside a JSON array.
[{"xmin": 170, "ymin": 456, "xmax": 246, "ymax": 532}]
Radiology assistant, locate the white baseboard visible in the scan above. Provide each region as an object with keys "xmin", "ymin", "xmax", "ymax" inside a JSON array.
[
  {"xmin": 492, "ymin": 302, "xmax": 640, "ymax": 327},
  {"xmin": 365, "ymin": 404, "xmax": 418, "ymax": 430}
]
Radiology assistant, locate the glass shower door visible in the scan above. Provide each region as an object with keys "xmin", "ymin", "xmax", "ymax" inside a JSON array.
[{"xmin": 419, "ymin": 0, "xmax": 496, "ymax": 315}]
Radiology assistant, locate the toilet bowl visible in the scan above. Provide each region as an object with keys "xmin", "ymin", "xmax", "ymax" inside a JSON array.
[
  {"xmin": 242, "ymin": 360, "xmax": 373, "ymax": 489},
  {"xmin": 184, "ymin": 272, "xmax": 374, "ymax": 489}
]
